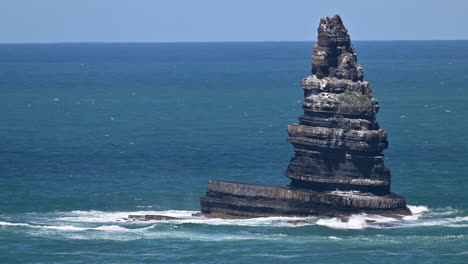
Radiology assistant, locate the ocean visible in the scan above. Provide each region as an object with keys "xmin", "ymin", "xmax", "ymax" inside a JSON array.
[{"xmin": 0, "ymin": 41, "xmax": 467, "ymax": 263}]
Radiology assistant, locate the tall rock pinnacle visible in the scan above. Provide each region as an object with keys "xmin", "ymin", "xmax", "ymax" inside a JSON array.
[
  {"xmin": 286, "ymin": 14, "xmax": 391, "ymax": 195},
  {"xmin": 191, "ymin": 15, "xmax": 410, "ymax": 219},
  {"xmin": 312, "ymin": 15, "xmax": 363, "ymax": 81}
]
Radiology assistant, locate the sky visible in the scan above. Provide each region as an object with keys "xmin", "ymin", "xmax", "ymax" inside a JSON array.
[{"xmin": 0, "ymin": 0, "xmax": 467, "ymax": 43}]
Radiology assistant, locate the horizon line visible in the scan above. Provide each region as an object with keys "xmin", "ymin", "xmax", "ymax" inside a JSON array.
[{"xmin": 0, "ymin": 39, "xmax": 467, "ymax": 45}]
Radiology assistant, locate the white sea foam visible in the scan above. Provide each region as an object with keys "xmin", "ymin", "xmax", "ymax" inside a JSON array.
[
  {"xmin": 403, "ymin": 205, "xmax": 429, "ymax": 220},
  {"xmin": 446, "ymin": 224, "xmax": 468, "ymax": 228},
  {"xmin": 2, "ymin": 205, "xmax": 466, "ymax": 239},
  {"xmin": 52, "ymin": 206, "xmax": 437, "ymax": 230},
  {"xmin": 403, "ymin": 216, "xmax": 468, "ymax": 228},
  {"xmin": 0, "ymin": 221, "xmax": 32, "ymax": 227},
  {"xmin": 42, "ymin": 224, "xmax": 137, "ymax": 232},
  {"xmin": 55, "ymin": 210, "xmax": 315, "ymax": 227},
  {"xmin": 429, "ymin": 207, "xmax": 459, "ymax": 216},
  {"xmin": 408, "ymin": 205, "xmax": 429, "ymax": 214},
  {"xmin": 42, "ymin": 225, "xmax": 89, "ymax": 231},
  {"xmin": 92, "ymin": 225, "xmax": 133, "ymax": 231},
  {"xmin": 316, "ymin": 214, "xmax": 370, "ymax": 229},
  {"xmin": 0, "ymin": 220, "xmax": 149, "ymax": 232},
  {"xmin": 56, "ymin": 210, "xmax": 198, "ymax": 223},
  {"xmin": 297, "ymin": 205, "xmax": 460, "ymax": 230}
]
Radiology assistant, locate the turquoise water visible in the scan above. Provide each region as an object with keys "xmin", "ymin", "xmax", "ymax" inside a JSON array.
[{"xmin": 1, "ymin": 41, "xmax": 467, "ymax": 263}]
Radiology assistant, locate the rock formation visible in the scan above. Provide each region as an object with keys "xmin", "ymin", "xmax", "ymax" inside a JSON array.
[
  {"xmin": 197, "ymin": 15, "xmax": 410, "ymax": 218},
  {"xmin": 130, "ymin": 15, "xmax": 410, "ymax": 221},
  {"xmin": 286, "ymin": 15, "xmax": 390, "ymax": 196}
]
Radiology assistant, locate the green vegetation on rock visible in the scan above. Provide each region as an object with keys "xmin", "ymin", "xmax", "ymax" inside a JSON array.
[{"xmin": 338, "ymin": 90, "xmax": 371, "ymax": 106}]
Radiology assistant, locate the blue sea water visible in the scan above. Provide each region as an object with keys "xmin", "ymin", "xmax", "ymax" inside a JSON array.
[{"xmin": 0, "ymin": 41, "xmax": 467, "ymax": 263}]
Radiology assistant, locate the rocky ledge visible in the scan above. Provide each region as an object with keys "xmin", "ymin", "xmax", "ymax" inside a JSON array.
[{"xmin": 201, "ymin": 180, "xmax": 409, "ymax": 218}]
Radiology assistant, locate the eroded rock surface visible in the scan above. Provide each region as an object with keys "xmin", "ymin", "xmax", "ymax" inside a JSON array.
[
  {"xmin": 286, "ymin": 14, "xmax": 391, "ymax": 196},
  {"xmin": 312, "ymin": 15, "xmax": 363, "ymax": 81},
  {"xmin": 198, "ymin": 15, "xmax": 409, "ymax": 219},
  {"xmin": 200, "ymin": 180, "xmax": 409, "ymax": 218}
]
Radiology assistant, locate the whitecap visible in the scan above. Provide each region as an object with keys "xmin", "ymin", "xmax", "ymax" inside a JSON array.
[
  {"xmin": 403, "ymin": 205, "xmax": 429, "ymax": 220},
  {"xmin": 41, "ymin": 225, "xmax": 88, "ymax": 231},
  {"xmin": 0, "ymin": 219, "xmax": 157, "ymax": 234},
  {"xmin": 429, "ymin": 207, "xmax": 459, "ymax": 216},
  {"xmin": 0, "ymin": 221, "xmax": 32, "ymax": 227},
  {"xmin": 316, "ymin": 214, "xmax": 369, "ymax": 229},
  {"xmin": 446, "ymin": 224, "xmax": 468, "ymax": 228},
  {"xmin": 92, "ymin": 225, "xmax": 132, "ymax": 231},
  {"xmin": 0, "ymin": 221, "xmax": 87, "ymax": 231}
]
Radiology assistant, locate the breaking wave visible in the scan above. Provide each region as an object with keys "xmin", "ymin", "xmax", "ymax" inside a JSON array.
[
  {"xmin": 0, "ymin": 205, "xmax": 466, "ymax": 241},
  {"xmin": 0, "ymin": 221, "xmax": 151, "ymax": 232}
]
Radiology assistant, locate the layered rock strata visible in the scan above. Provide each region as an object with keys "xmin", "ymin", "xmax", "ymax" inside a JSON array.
[
  {"xmin": 200, "ymin": 180, "xmax": 409, "ymax": 218},
  {"xmin": 286, "ymin": 15, "xmax": 389, "ymax": 195},
  {"xmin": 198, "ymin": 15, "xmax": 410, "ymax": 218}
]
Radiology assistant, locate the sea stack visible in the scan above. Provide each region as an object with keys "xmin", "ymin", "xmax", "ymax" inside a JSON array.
[
  {"xmin": 129, "ymin": 15, "xmax": 411, "ymax": 221},
  {"xmin": 197, "ymin": 15, "xmax": 410, "ymax": 218},
  {"xmin": 286, "ymin": 15, "xmax": 390, "ymax": 195}
]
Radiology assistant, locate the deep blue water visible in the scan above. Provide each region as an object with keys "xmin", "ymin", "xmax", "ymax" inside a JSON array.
[{"xmin": 1, "ymin": 41, "xmax": 467, "ymax": 263}]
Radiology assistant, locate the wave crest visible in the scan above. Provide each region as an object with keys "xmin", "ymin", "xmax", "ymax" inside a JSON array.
[{"xmin": 1, "ymin": 205, "xmax": 466, "ymax": 239}]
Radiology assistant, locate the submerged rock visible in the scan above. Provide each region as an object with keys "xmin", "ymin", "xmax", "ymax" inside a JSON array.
[
  {"xmin": 198, "ymin": 15, "xmax": 410, "ymax": 219},
  {"xmin": 127, "ymin": 215, "xmax": 183, "ymax": 221}
]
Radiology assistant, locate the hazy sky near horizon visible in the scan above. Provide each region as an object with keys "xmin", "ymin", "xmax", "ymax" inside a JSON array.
[{"xmin": 1, "ymin": 0, "xmax": 467, "ymax": 43}]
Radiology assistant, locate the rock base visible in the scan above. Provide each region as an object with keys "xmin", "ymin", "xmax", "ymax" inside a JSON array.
[
  {"xmin": 200, "ymin": 180, "xmax": 410, "ymax": 218},
  {"xmin": 127, "ymin": 215, "xmax": 183, "ymax": 221}
]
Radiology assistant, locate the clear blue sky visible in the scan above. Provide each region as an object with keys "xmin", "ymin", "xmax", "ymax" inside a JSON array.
[{"xmin": 1, "ymin": 0, "xmax": 467, "ymax": 43}]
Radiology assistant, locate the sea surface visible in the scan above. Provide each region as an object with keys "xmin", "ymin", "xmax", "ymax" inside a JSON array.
[{"xmin": 0, "ymin": 41, "xmax": 467, "ymax": 263}]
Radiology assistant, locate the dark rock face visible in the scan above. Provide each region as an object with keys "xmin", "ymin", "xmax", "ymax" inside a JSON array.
[
  {"xmin": 197, "ymin": 14, "xmax": 410, "ymax": 218},
  {"xmin": 312, "ymin": 15, "xmax": 363, "ymax": 81},
  {"xmin": 201, "ymin": 180, "xmax": 409, "ymax": 218},
  {"xmin": 286, "ymin": 14, "xmax": 390, "ymax": 196}
]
